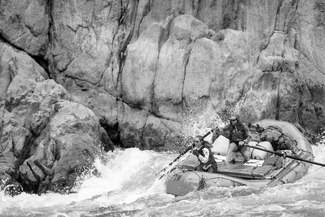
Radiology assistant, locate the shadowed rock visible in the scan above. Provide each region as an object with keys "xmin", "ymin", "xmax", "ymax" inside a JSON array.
[{"xmin": 0, "ymin": 44, "xmax": 113, "ymax": 195}]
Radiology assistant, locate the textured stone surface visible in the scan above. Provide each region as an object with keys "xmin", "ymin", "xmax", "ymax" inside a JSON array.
[
  {"xmin": 0, "ymin": 0, "xmax": 324, "ymax": 153},
  {"xmin": 0, "ymin": 0, "xmax": 49, "ymax": 55},
  {"xmin": 0, "ymin": 46, "xmax": 113, "ymax": 194}
]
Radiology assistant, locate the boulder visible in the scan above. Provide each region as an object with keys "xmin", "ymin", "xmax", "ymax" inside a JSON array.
[{"xmin": 0, "ymin": 45, "xmax": 113, "ymax": 194}]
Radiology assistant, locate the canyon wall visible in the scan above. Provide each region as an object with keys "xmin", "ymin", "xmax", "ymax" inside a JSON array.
[{"xmin": 0, "ymin": 0, "xmax": 325, "ymax": 193}]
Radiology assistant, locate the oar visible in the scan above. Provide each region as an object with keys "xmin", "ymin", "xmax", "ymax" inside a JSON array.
[
  {"xmin": 157, "ymin": 130, "xmax": 214, "ymax": 179},
  {"xmin": 246, "ymin": 145, "xmax": 325, "ymax": 167},
  {"xmin": 156, "ymin": 145, "xmax": 192, "ymax": 175}
]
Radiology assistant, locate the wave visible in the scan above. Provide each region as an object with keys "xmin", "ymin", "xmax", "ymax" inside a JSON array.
[{"xmin": 1, "ymin": 145, "xmax": 325, "ymax": 216}]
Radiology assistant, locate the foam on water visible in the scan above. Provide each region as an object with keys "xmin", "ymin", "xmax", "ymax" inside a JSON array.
[
  {"xmin": 1, "ymin": 143, "xmax": 325, "ymax": 216},
  {"xmin": 0, "ymin": 148, "xmax": 172, "ymax": 215}
]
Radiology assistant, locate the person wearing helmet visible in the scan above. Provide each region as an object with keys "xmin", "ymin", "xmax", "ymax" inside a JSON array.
[
  {"xmin": 219, "ymin": 115, "xmax": 250, "ymax": 164},
  {"xmin": 191, "ymin": 135, "xmax": 218, "ymax": 173}
]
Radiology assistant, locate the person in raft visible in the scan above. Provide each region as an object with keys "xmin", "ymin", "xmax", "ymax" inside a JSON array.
[
  {"xmin": 192, "ymin": 135, "xmax": 218, "ymax": 173},
  {"xmin": 213, "ymin": 115, "xmax": 251, "ymax": 164}
]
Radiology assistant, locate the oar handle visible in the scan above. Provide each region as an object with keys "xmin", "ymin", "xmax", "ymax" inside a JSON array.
[
  {"xmin": 246, "ymin": 145, "xmax": 277, "ymax": 156},
  {"xmin": 202, "ymin": 130, "xmax": 213, "ymax": 138},
  {"xmin": 173, "ymin": 129, "xmax": 212, "ymax": 160},
  {"xmin": 246, "ymin": 145, "xmax": 325, "ymax": 167},
  {"xmin": 173, "ymin": 145, "xmax": 193, "ymax": 162}
]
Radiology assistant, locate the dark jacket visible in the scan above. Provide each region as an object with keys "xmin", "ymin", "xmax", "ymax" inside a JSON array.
[{"xmin": 222, "ymin": 121, "xmax": 249, "ymax": 143}]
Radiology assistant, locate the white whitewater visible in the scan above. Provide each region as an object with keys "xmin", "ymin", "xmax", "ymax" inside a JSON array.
[{"xmin": 1, "ymin": 145, "xmax": 325, "ymax": 217}]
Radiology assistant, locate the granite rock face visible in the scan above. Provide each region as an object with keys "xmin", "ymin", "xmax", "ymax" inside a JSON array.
[
  {"xmin": 0, "ymin": 0, "xmax": 49, "ymax": 56},
  {"xmin": 0, "ymin": 1, "xmax": 325, "ymax": 193},
  {"xmin": 0, "ymin": 41, "xmax": 113, "ymax": 194}
]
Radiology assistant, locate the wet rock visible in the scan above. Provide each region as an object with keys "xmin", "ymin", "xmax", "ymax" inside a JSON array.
[
  {"xmin": 2, "ymin": 178, "xmax": 23, "ymax": 197},
  {"xmin": 0, "ymin": 44, "xmax": 110, "ymax": 195}
]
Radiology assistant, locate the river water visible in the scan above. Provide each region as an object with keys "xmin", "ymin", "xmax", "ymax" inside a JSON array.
[{"xmin": 1, "ymin": 145, "xmax": 325, "ymax": 217}]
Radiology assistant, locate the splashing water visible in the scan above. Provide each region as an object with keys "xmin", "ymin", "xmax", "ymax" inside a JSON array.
[
  {"xmin": 1, "ymin": 143, "xmax": 325, "ymax": 217},
  {"xmin": 181, "ymin": 105, "xmax": 227, "ymax": 143}
]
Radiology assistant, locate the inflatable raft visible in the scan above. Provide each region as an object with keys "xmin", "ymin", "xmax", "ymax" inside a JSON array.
[{"xmin": 165, "ymin": 119, "xmax": 314, "ymax": 196}]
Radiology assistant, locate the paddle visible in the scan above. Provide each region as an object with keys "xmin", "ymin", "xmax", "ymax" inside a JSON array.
[
  {"xmin": 157, "ymin": 129, "xmax": 214, "ymax": 179},
  {"xmin": 246, "ymin": 145, "xmax": 325, "ymax": 167}
]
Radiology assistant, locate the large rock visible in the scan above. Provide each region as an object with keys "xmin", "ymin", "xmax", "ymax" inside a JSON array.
[
  {"xmin": 0, "ymin": 42, "xmax": 49, "ymax": 186},
  {"xmin": 0, "ymin": 0, "xmax": 325, "ymax": 154},
  {"xmin": 153, "ymin": 15, "xmax": 212, "ymax": 121},
  {"xmin": 117, "ymin": 101, "xmax": 182, "ymax": 151},
  {"xmin": 122, "ymin": 23, "xmax": 166, "ymax": 110},
  {"xmin": 0, "ymin": 77, "xmax": 112, "ymax": 194},
  {"xmin": 0, "ymin": 39, "xmax": 48, "ymax": 97},
  {"xmin": 0, "ymin": 44, "xmax": 113, "ymax": 194},
  {"xmin": 47, "ymin": 0, "xmax": 138, "ymax": 88},
  {"xmin": 0, "ymin": 0, "xmax": 49, "ymax": 55},
  {"xmin": 23, "ymin": 99, "xmax": 104, "ymax": 194}
]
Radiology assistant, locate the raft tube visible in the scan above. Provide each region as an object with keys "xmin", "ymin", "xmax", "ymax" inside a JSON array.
[{"xmin": 165, "ymin": 119, "xmax": 314, "ymax": 196}]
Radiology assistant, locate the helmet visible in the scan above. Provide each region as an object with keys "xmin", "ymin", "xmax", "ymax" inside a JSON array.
[{"xmin": 229, "ymin": 116, "xmax": 237, "ymax": 121}]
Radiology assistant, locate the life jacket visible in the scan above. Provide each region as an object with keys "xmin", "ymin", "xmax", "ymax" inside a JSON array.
[
  {"xmin": 224, "ymin": 123, "xmax": 249, "ymax": 142},
  {"xmin": 196, "ymin": 143, "xmax": 217, "ymax": 167}
]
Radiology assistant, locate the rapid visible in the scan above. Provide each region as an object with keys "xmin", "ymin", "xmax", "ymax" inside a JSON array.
[{"xmin": 1, "ymin": 144, "xmax": 325, "ymax": 217}]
